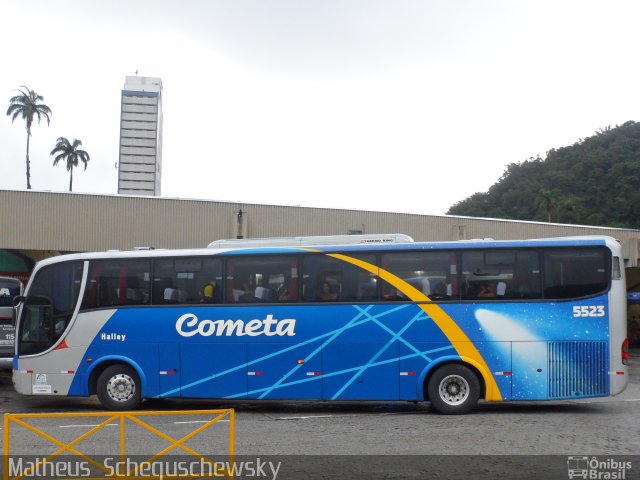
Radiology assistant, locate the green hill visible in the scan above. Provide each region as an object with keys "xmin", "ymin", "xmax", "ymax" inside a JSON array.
[{"xmin": 447, "ymin": 121, "xmax": 640, "ymax": 228}]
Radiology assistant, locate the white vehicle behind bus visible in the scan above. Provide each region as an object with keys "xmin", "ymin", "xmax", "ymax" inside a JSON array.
[{"xmin": 0, "ymin": 276, "xmax": 23, "ymax": 369}]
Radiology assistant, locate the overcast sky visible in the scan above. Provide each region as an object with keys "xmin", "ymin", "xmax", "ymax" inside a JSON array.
[{"xmin": 1, "ymin": 1, "xmax": 638, "ymax": 216}]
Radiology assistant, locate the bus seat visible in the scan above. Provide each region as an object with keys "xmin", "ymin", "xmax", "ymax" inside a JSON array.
[
  {"xmin": 255, "ymin": 286, "xmax": 273, "ymax": 301},
  {"xmin": 165, "ymin": 288, "xmax": 187, "ymax": 303},
  {"xmin": 420, "ymin": 278, "xmax": 431, "ymax": 295},
  {"xmin": 164, "ymin": 288, "xmax": 181, "ymax": 304}
]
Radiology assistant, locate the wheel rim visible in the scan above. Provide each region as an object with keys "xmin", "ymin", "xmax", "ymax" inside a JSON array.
[
  {"xmin": 106, "ymin": 373, "xmax": 136, "ymax": 403},
  {"xmin": 438, "ymin": 374, "xmax": 470, "ymax": 406}
]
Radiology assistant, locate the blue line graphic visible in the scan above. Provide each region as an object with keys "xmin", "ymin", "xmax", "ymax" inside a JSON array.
[
  {"xmin": 225, "ymin": 344, "xmax": 455, "ymax": 398},
  {"xmin": 156, "ymin": 304, "xmax": 412, "ymax": 397},
  {"xmin": 355, "ymin": 305, "xmax": 433, "ymax": 363},
  {"xmin": 330, "ymin": 309, "xmax": 426, "ymax": 399},
  {"xmin": 257, "ymin": 305, "xmax": 376, "ymax": 399}
]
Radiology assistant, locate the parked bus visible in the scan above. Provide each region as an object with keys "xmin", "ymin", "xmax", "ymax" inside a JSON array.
[
  {"xmin": 12, "ymin": 235, "xmax": 629, "ymax": 414},
  {"xmin": 0, "ymin": 276, "xmax": 23, "ymax": 368}
]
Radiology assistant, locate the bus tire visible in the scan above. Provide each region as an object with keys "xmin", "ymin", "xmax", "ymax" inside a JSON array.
[
  {"xmin": 96, "ymin": 364, "xmax": 142, "ymax": 410},
  {"xmin": 427, "ymin": 364, "xmax": 480, "ymax": 415}
]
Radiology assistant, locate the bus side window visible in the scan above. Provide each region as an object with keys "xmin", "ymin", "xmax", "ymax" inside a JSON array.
[
  {"xmin": 460, "ymin": 250, "xmax": 541, "ymax": 301},
  {"xmin": 151, "ymin": 257, "xmax": 222, "ymax": 305},
  {"xmin": 98, "ymin": 280, "xmax": 117, "ymax": 306},
  {"xmin": 380, "ymin": 251, "xmax": 455, "ymax": 302},
  {"xmin": 510, "ymin": 252, "xmax": 541, "ymax": 299},
  {"xmin": 225, "ymin": 256, "xmax": 298, "ymax": 304},
  {"xmin": 302, "ymin": 254, "xmax": 375, "ymax": 303},
  {"xmin": 317, "ymin": 277, "xmax": 341, "ymax": 301},
  {"xmin": 461, "ymin": 251, "xmax": 509, "ymax": 300},
  {"xmin": 543, "ymin": 248, "xmax": 608, "ymax": 299},
  {"xmin": 81, "ymin": 260, "xmax": 150, "ymax": 310}
]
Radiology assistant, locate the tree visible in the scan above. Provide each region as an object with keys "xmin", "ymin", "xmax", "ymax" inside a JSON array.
[
  {"xmin": 445, "ymin": 121, "xmax": 640, "ymax": 228},
  {"xmin": 6, "ymin": 86, "xmax": 52, "ymax": 189},
  {"xmin": 50, "ymin": 137, "xmax": 90, "ymax": 192},
  {"xmin": 535, "ymin": 188, "xmax": 557, "ymax": 223}
]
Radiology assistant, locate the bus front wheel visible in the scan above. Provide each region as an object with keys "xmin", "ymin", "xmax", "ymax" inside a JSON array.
[
  {"xmin": 427, "ymin": 364, "xmax": 480, "ymax": 415},
  {"xmin": 96, "ymin": 364, "xmax": 142, "ymax": 410}
]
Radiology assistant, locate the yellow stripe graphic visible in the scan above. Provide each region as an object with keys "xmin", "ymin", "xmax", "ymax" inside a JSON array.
[{"xmin": 328, "ymin": 253, "xmax": 502, "ymax": 401}]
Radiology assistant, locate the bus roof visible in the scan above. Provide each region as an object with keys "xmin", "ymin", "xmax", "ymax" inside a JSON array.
[
  {"xmin": 29, "ymin": 235, "xmax": 620, "ymax": 270},
  {"xmin": 207, "ymin": 234, "xmax": 414, "ymax": 248}
]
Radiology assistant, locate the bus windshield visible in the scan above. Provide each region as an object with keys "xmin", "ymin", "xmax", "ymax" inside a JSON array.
[{"xmin": 17, "ymin": 262, "xmax": 83, "ymax": 356}]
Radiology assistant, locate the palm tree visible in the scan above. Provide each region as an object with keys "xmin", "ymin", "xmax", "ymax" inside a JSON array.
[
  {"xmin": 50, "ymin": 137, "xmax": 90, "ymax": 192},
  {"xmin": 6, "ymin": 86, "xmax": 52, "ymax": 189},
  {"xmin": 536, "ymin": 188, "xmax": 557, "ymax": 223}
]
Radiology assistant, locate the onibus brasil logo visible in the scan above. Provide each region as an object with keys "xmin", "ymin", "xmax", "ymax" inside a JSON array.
[
  {"xmin": 567, "ymin": 456, "xmax": 632, "ymax": 479},
  {"xmin": 176, "ymin": 313, "xmax": 296, "ymax": 337}
]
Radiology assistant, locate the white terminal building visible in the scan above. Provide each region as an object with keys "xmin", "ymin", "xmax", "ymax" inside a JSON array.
[{"xmin": 118, "ymin": 76, "xmax": 163, "ymax": 196}]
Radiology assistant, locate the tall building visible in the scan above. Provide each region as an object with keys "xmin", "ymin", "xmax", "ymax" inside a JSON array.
[{"xmin": 118, "ymin": 76, "xmax": 163, "ymax": 196}]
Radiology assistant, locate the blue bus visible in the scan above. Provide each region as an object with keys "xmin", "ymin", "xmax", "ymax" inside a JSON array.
[{"xmin": 12, "ymin": 235, "xmax": 629, "ymax": 414}]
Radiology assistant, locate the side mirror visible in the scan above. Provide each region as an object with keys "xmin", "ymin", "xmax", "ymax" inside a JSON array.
[{"xmin": 11, "ymin": 296, "xmax": 24, "ymax": 327}]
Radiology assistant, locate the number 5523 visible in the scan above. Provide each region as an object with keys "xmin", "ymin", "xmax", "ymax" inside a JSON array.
[{"xmin": 572, "ymin": 305, "xmax": 605, "ymax": 317}]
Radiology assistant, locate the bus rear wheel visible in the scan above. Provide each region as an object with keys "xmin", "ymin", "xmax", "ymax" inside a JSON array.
[
  {"xmin": 96, "ymin": 364, "xmax": 142, "ymax": 410},
  {"xmin": 427, "ymin": 364, "xmax": 480, "ymax": 415}
]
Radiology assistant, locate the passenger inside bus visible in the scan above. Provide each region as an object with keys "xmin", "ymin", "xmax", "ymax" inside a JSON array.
[
  {"xmin": 200, "ymin": 281, "xmax": 216, "ymax": 303},
  {"xmin": 382, "ymin": 285, "xmax": 402, "ymax": 301},
  {"xmin": 232, "ymin": 281, "xmax": 255, "ymax": 302},
  {"xmin": 430, "ymin": 281, "xmax": 448, "ymax": 300},
  {"xmin": 476, "ymin": 281, "xmax": 507, "ymax": 299},
  {"xmin": 476, "ymin": 281, "xmax": 497, "ymax": 298},
  {"xmin": 255, "ymin": 286, "xmax": 275, "ymax": 302},
  {"xmin": 276, "ymin": 284, "xmax": 290, "ymax": 302},
  {"xmin": 318, "ymin": 281, "xmax": 338, "ymax": 301}
]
